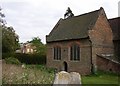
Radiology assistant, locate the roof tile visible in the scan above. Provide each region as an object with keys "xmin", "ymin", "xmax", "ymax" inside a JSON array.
[{"xmin": 47, "ymin": 8, "xmax": 101, "ymax": 42}]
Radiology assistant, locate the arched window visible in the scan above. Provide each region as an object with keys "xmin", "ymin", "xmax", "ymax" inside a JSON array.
[
  {"xmin": 54, "ymin": 46, "xmax": 61, "ymax": 60},
  {"xmin": 70, "ymin": 44, "xmax": 80, "ymax": 61}
]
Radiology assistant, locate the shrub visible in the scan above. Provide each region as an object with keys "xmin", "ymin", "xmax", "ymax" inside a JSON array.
[
  {"xmin": 15, "ymin": 53, "xmax": 46, "ymax": 64},
  {"xmin": 2, "ymin": 52, "xmax": 15, "ymax": 59},
  {"xmin": 5, "ymin": 57, "xmax": 21, "ymax": 65}
]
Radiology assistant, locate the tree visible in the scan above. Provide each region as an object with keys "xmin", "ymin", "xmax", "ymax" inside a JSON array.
[
  {"xmin": 0, "ymin": 6, "xmax": 19, "ymax": 54},
  {"xmin": 2, "ymin": 26, "xmax": 19, "ymax": 53},
  {"xmin": 29, "ymin": 37, "xmax": 46, "ymax": 55},
  {"xmin": 0, "ymin": 6, "xmax": 6, "ymax": 27}
]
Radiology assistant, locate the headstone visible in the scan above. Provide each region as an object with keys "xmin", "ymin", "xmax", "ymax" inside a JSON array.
[
  {"xmin": 70, "ymin": 72, "xmax": 81, "ymax": 84},
  {"xmin": 21, "ymin": 64, "xmax": 26, "ymax": 68},
  {"xmin": 53, "ymin": 71, "xmax": 81, "ymax": 86}
]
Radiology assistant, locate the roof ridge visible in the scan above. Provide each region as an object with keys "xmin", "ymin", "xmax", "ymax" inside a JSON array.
[
  {"xmin": 108, "ymin": 17, "xmax": 120, "ymax": 20},
  {"xmin": 46, "ymin": 7, "xmax": 103, "ymax": 42}
]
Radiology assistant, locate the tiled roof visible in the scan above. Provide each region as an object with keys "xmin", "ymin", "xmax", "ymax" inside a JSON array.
[
  {"xmin": 108, "ymin": 17, "xmax": 120, "ymax": 40},
  {"xmin": 46, "ymin": 8, "xmax": 102, "ymax": 42}
]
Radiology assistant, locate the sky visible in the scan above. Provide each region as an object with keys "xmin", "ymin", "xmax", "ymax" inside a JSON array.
[{"xmin": 0, "ymin": 0, "xmax": 120, "ymax": 44}]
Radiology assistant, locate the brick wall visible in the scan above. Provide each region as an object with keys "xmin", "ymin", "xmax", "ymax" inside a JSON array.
[
  {"xmin": 88, "ymin": 8, "xmax": 114, "ymax": 68},
  {"xmin": 46, "ymin": 39, "xmax": 92, "ymax": 75},
  {"xmin": 97, "ymin": 55, "xmax": 120, "ymax": 74}
]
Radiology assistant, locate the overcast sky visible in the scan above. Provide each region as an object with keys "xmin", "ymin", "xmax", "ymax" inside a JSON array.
[{"xmin": 0, "ymin": 0, "xmax": 120, "ymax": 44}]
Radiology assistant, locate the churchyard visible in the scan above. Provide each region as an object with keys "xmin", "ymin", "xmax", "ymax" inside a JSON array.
[{"xmin": 2, "ymin": 60, "xmax": 119, "ymax": 85}]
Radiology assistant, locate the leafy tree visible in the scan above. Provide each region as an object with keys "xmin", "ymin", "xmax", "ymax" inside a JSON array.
[
  {"xmin": 0, "ymin": 6, "xmax": 6, "ymax": 27},
  {"xmin": 29, "ymin": 37, "xmax": 46, "ymax": 55},
  {"xmin": 2, "ymin": 26, "xmax": 19, "ymax": 53},
  {"xmin": 0, "ymin": 6, "xmax": 19, "ymax": 54}
]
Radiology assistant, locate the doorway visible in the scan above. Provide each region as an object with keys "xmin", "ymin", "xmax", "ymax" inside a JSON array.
[{"xmin": 63, "ymin": 61, "xmax": 68, "ymax": 72}]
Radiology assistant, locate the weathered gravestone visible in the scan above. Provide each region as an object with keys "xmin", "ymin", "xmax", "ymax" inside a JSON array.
[{"xmin": 53, "ymin": 71, "xmax": 81, "ymax": 86}]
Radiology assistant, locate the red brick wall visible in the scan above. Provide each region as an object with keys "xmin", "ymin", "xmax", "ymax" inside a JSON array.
[
  {"xmin": 88, "ymin": 8, "xmax": 114, "ymax": 68},
  {"xmin": 46, "ymin": 39, "xmax": 92, "ymax": 75},
  {"xmin": 97, "ymin": 55, "xmax": 120, "ymax": 74}
]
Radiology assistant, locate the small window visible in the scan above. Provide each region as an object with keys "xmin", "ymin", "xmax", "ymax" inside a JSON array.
[
  {"xmin": 70, "ymin": 44, "xmax": 80, "ymax": 61},
  {"xmin": 54, "ymin": 46, "xmax": 61, "ymax": 60}
]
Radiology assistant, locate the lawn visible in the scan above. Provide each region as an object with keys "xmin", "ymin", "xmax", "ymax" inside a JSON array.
[
  {"xmin": 2, "ymin": 60, "xmax": 119, "ymax": 85},
  {"xmin": 82, "ymin": 71, "xmax": 119, "ymax": 85}
]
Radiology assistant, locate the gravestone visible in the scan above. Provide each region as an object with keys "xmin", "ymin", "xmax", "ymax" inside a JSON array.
[{"xmin": 53, "ymin": 71, "xmax": 81, "ymax": 86}]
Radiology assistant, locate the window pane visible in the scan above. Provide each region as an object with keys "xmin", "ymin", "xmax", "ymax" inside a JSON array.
[
  {"xmin": 70, "ymin": 44, "xmax": 80, "ymax": 61},
  {"xmin": 77, "ymin": 46, "xmax": 80, "ymax": 60},
  {"xmin": 59, "ymin": 47, "xmax": 61, "ymax": 60},
  {"xmin": 58, "ymin": 47, "xmax": 59, "ymax": 60},
  {"xmin": 57, "ymin": 47, "xmax": 58, "ymax": 60},
  {"xmin": 54, "ymin": 48, "xmax": 55, "ymax": 59},
  {"xmin": 70, "ymin": 46, "xmax": 73, "ymax": 60},
  {"xmin": 54, "ymin": 47, "xmax": 61, "ymax": 60}
]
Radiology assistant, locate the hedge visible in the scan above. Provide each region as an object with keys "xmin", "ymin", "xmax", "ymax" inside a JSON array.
[
  {"xmin": 2, "ymin": 53, "xmax": 14, "ymax": 59},
  {"xmin": 14, "ymin": 53, "xmax": 46, "ymax": 65}
]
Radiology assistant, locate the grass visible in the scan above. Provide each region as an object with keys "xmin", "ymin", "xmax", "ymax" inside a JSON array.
[
  {"xmin": 2, "ymin": 61, "xmax": 119, "ymax": 85},
  {"xmin": 82, "ymin": 71, "xmax": 119, "ymax": 85},
  {"xmin": 2, "ymin": 62, "xmax": 55, "ymax": 84}
]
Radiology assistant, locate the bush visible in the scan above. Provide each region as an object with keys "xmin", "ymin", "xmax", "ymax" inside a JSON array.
[
  {"xmin": 2, "ymin": 52, "xmax": 15, "ymax": 59},
  {"xmin": 5, "ymin": 57, "xmax": 21, "ymax": 65},
  {"xmin": 15, "ymin": 53, "xmax": 46, "ymax": 64}
]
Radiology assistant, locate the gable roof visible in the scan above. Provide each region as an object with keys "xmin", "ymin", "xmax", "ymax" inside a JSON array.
[
  {"xmin": 108, "ymin": 17, "xmax": 120, "ymax": 40},
  {"xmin": 46, "ymin": 8, "xmax": 103, "ymax": 42}
]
